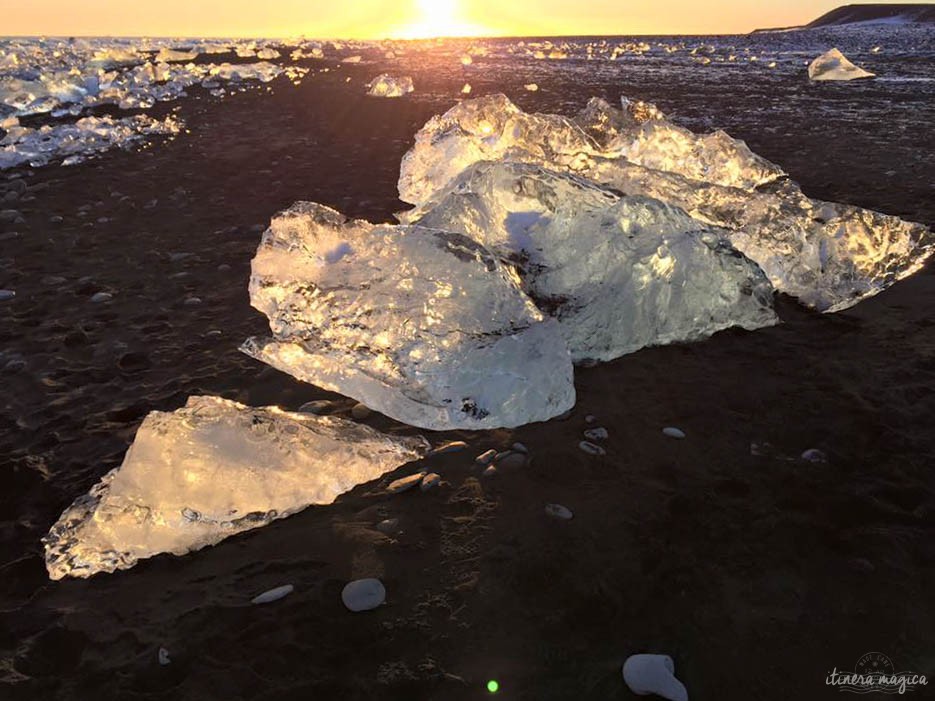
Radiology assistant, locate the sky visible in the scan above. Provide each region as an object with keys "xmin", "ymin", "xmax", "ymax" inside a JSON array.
[{"xmin": 0, "ymin": 0, "xmax": 927, "ymax": 38}]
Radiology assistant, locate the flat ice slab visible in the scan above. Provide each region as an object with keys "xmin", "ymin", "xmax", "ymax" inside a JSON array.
[{"xmin": 43, "ymin": 396, "xmax": 429, "ymax": 580}]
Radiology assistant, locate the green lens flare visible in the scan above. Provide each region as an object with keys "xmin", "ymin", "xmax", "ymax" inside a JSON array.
[{"xmin": 487, "ymin": 680, "xmax": 500, "ymax": 693}]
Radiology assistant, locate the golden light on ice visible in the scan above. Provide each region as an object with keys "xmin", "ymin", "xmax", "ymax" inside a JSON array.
[{"xmin": 395, "ymin": 0, "xmax": 488, "ymax": 39}]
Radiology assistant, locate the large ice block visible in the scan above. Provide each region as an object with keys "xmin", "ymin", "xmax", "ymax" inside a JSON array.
[
  {"xmin": 405, "ymin": 162, "xmax": 778, "ymax": 361},
  {"xmin": 43, "ymin": 396, "xmax": 430, "ymax": 580},
  {"xmin": 397, "ymin": 95, "xmax": 932, "ymax": 312},
  {"xmin": 242, "ymin": 202, "xmax": 576, "ymax": 430}
]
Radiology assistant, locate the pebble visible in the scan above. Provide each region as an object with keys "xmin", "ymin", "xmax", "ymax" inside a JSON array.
[
  {"xmin": 475, "ymin": 449, "xmax": 498, "ymax": 465},
  {"xmin": 218, "ymin": 263, "xmax": 232, "ymax": 272},
  {"xmin": 376, "ymin": 518, "xmax": 400, "ymax": 534},
  {"xmin": 663, "ymin": 427, "xmax": 686, "ymax": 440},
  {"xmin": 512, "ymin": 442, "xmax": 528, "ymax": 454},
  {"xmin": 497, "ymin": 452, "xmax": 527, "ymax": 469},
  {"xmin": 90, "ymin": 292, "xmax": 113, "ymax": 303},
  {"xmin": 483, "ymin": 465, "xmax": 497, "ymax": 477},
  {"xmin": 622, "ymin": 654, "xmax": 688, "ymax": 701},
  {"xmin": 299, "ymin": 399, "xmax": 334, "ymax": 414},
  {"xmin": 351, "ymin": 402, "xmax": 372, "ymax": 420},
  {"xmin": 158, "ymin": 647, "xmax": 171, "ymax": 666},
  {"xmin": 585, "ymin": 415, "xmax": 597, "ymax": 424},
  {"xmin": 430, "ymin": 440, "xmax": 468, "ymax": 455},
  {"xmin": 0, "ymin": 290, "xmax": 14, "ymax": 301},
  {"xmin": 387, "ymin": 473, "xmax": 425, "ymax": 493},
  {"xmin": 0, "ymin": 209, "xmax": 23, "ymax": 223},
  {"xmin": 579, "ymin": 441, "xmax": 606, "ymax": 456},
  {"xmin": 545, "ymin": 503, "xmax": 573, "ymax": 520},
  {"xmin": 420, "ymin": 472, "xmax": 441, "ymax": 491},
  {"xmin": 251, "ymin": 584, "xmax": 294, "ymax": 605},
  {"xmin": 41, "ymin": 276, "xmax": 66, "ymax": 286},
  {"xmin": 342, "ymin": 578, "xmax": 386, "ymax": 612},
  {"xmin": 584, "ymin": 427, "xmax": 608, "ymax": 441},
  {"xmin": 801, "ymin": 448, "xmax": 827, "ymax": 463},
  {"xmin": 183, "ymin": 296, "xmax": 202, "ymax": 306}
]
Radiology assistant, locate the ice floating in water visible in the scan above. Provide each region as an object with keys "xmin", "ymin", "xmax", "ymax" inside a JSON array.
[
  {"xmin": 367, "ymin": 74, "xmax": 414, "ymax": 97},
  {"xmin": 398, "ymin": 95, "xmax": 932, "ymax": 312},
  {"xmin": 1, "ymin": 114, "xmax": 181, "ymax": 169},
  {"xmin": 404, "ymin": 161, "xmax": 777, "ymax": 362},
  {"xmin": 808, "ymin": 48, "xmax": 876, "ymax": 81},
  {"xmin": 42, "ymin": 396, "xmax": 428, "ymax": 580},
  {"xmin": 241, "ymin": 201, "xmax": 575, "ymax": 431}
]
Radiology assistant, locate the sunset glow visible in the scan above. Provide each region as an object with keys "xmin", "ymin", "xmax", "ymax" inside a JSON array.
[
  {"xmin": 394, "ymin": 0, "xmax": 490, "ymax": 39},
  {"xmin": 0, "ymin": 0, "xmax": 925, "ymax": 38}
]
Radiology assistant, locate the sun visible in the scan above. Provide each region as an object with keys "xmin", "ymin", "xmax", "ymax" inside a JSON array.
[{"xmin": 395, "ymin": 0, "xmax": 488, "ymax": 39}]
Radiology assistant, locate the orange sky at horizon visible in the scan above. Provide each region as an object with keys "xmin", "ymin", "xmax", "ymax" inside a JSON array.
[{"xmin": 0, "ymin": 0, "xmax": 928, "ymax": 39}]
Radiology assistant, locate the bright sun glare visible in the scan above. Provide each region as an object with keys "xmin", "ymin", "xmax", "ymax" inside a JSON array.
[{"xmin": 397, "ymin": 0, "xmax": 487, "ymax": 39}]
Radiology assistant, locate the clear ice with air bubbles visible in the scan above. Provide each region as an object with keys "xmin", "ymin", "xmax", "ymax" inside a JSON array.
[
  {"xmin": 43, "ymin": 396, "xmax": 429, "ymax": 580},
  {"xmin": 404, "ymin": 161, "xmax": 778, "ymax": 362},
  {"xmin": 398, "ymin": 94, "xmax": 932, "ymax": 312},
  {"xmin": 241, "ymin": 202, "xmax": 576, "ymax": 431}
]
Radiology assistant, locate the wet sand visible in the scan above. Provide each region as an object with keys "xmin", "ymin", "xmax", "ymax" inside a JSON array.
[{"xmin": 1, "ymin": 44, "xmax": 934, "ymax": 700}]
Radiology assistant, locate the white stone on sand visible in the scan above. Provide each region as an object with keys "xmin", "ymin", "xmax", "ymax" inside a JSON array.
[
  {"xmin": 342, "ymin": 578, "xmax": 386, "ymax": 612},
  {"xmin": 252, "ymin": 584, "xmax": 295, "ymax": 605},
  {"xmin": 663, "ymin": 427, "xmax": 686, "ymax": 440},
  {"xmin": 545, "ymin": 503, "xmax": 573, "ymax": 520},
  {"xmin": 579, "ymin": 441, "xmax": 606, "ymax": 456},
  {"xmin": 622, "ymin": 654, "xmax": 688, "ymax": 701}
]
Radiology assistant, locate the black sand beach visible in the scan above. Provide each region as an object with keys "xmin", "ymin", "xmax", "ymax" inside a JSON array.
[{"xmin": 2, "ymin": 36, "xmax": 935, "ymax": 699}]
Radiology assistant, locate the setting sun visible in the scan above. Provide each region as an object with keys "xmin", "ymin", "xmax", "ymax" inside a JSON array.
[{"xmin": 395, "ymin": 0, "xmax": 489, "ymax": 39}]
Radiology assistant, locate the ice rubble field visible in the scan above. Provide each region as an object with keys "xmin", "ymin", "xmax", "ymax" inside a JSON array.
[
  {"xmin": 33, "ymin": 28, "xmax": 935, "ymax": 578},
  {"xmin": 0, "ymin": 37, "xmax": 309, "ymax": 168}
]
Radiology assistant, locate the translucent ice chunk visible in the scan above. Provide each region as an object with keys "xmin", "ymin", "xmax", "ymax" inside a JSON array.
[
  {"xmin": 808, "ymin": 48, "xmax": 875, "ymax": 81},
  {"xmin": 241, "ymin": 202, "xmax": 575, "ymax": 430},
  {"xmin": 398, "ymin": 95, "xmax": 932, "ymax": 312},
  {"xmin": 43, "ymin": 396, "xmax": 429, "ymax": 580},
  {"xmin": 366, "ymin": 74, "xmax": 414, "ymax": 97},
  {"xmin": 405, "ymin": 162, "xmax": 777, "ymax": 361},
  {"xmin": 398, "ymin": 95, "xmax": 783, "ymax": 206}
]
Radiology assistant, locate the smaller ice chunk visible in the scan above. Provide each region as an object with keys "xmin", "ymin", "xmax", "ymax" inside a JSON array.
[
  {"xmin": 155, "ymin": 47, "xmax": 199, "ymax": 63},
  {"xmin": 42, "ymin": 396, "xmax": 429, "ymax": 580},
  {"xmin": 366, "ymin": 74, "xmax": 414, "ymax": 98},
  {"xmin": 808, "ymin": 48, "xmax": 875, "ymax": 81}
]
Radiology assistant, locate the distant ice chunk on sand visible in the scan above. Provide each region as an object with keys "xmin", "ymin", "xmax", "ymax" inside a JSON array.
[
  {"xmin": 403, "ymin": 162, "xmax": 777, "ymax": 362},
  {"xmin": 0, "ymin": 114, "xmax": 181, "ymax": 169},
  {"xmin": 808, "ymin": 48, "xmax": 875, "ymax": 81},
  {"xmin": 241, "ymin": 202, "xmax": 575, "ymax": 430},
  {"xmin": 398, "ymin": 95, "xmax": 932, "ymax": 311},
  {"xmin": 43, "ymin": 396, "xmax": 429, "ymax": 580},
  {"xmin": 367, "ymin": 74, "xmax": 414, "ymax": 97}
]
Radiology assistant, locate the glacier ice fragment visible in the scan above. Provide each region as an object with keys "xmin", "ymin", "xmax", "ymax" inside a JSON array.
[
  {"xmin": 241, "ymin": 202, "xmax": 576, "ymax": 430},
  {"xmin": 43, "ymin": 396, "xmax": 429, "ymax": 580}
]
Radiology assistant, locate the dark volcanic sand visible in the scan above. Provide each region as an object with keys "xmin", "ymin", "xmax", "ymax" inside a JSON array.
[{"xmin": 1, "ymin": 40, "xmax": 935, "ymax": 700}]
